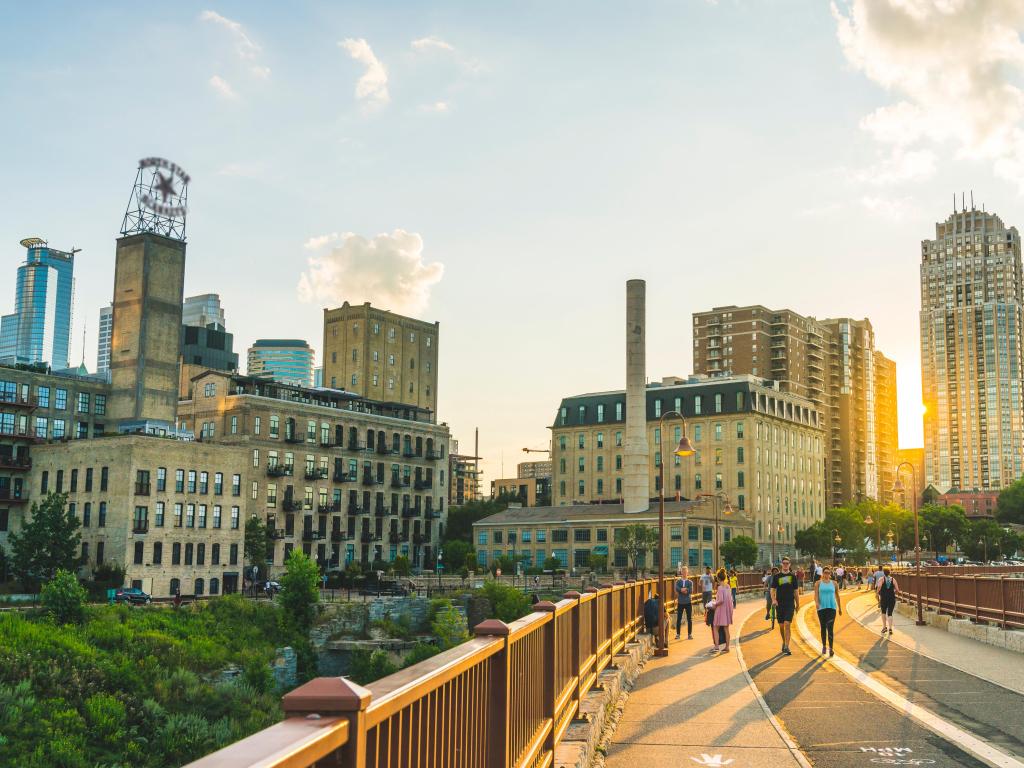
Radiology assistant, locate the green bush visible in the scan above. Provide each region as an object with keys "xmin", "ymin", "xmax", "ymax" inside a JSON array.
[
  {"xmin": 40, "ymin": 569, "xmax": 87, "ymax": 624},
  {"xmin": 477, "ymin": 581, "xmax": 532, "ymax": 623},
  {"xmin": 431, "ymin": 602, "xmax": 469, "ymax": 649},
  {"xmin": 348, "ymin": 649, "xmax": 397, "ymax": 685}
]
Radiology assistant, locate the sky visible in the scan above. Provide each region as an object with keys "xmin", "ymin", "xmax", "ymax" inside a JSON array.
[{"xmin": 3, "ymin": 0, "xmax": 1024, "ymax": 487}]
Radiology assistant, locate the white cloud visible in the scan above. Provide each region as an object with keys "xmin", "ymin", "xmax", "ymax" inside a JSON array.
[
  {"xmin": 298, "ymin": 230, "xmax": 444, "ymax": 315},
  {"xmin": 339, "ymin": 38, "xmax": 390, "ymax": 112},
  {"xmin": 411, "ymin": 36, "xmax": 455, "ymax": 53},
  {"xmin": 419, "ymin": 101, "xmax": 450, "ymax": 113},
  {"xmin": 861, "ymin": 194, "xmax": 916, "ymax": 220},
  {"xmin": 854, "ymin": 147, "xmax": 937, "ymax": 185},
  {"xmin": 200, "ymin": 10, "xmax": 270, "ymax": 79},
  {"xmin": 208, "ymin": 75, "xmax": 238, "ymax": 101},
  {"xmin": 832, "ymin": 0, "xmax": 1024, "ymax": 190}
]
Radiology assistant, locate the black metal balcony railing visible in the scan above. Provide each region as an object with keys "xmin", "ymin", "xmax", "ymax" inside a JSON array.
[
  {"xmin": 0, "ymin": 455, "xmax": 31, "ymax": 471},
  {"xmin": 374, "ymin": 506, "xmax": 391, "ymax": 517},
  {"xmin": 402, "ymin": 449, "xmax": 417, "ymax": 458},
  {"xmin": 333, "ymin": 471, "xmax": 357, "ymax": 483},
  {"xmin": 426, "ymin": 510, "xmax": 441, "ymax": 520},
  {"xmin": 270, "ymin": 529, "xmax": 287, "ymax": 540},
  {"xmin": 267, "ymin": 464, "xmax": 292, "ymax": 478},
  {"xmin": 282, "ymin": 499, "xmax": 303, "ymax": 512},
  {"xmin": 348, "ymin": 504, "xmax": 366, "ymax": 515},
  {"xmin": 375, "ymin": 444, "xmax": 394, "ymax": 455},
  {"xmin": 0, "ymin": 393, "xmax": 36, "ymax": 408},
  {"xmin": 391, "ymin": 476, "xmax": 410, "ymax": 488},
  {"xmin": 412, "ymin": 533, "xmax": 429, "ymax": 545},
  {"xmin": 284, "ymin": 433, "xmax": 304, "ymax": 444},
  {"xmin": 414, "ymin": 479, "xmax": 433, "ymax": 491},
  {"xmin": 347, "ymin": 441, "xmax": 367, "ymax": 452},
  {"xmin": 132, "ymin": 521, "xmax": 149, "ymax": 534},
  {"xmin": 318, "ymin": 502, "xmax": 341, "ymax": 514},
  {"xmin": 401, "ymin": 508, "xmax": 418, "ymax": 519},
  {"xmin": 134, "ymin": 482, "xmax": 151, "ymax": 496},
  {"xmin": 426, "ymin": 449, "xmax": 443, "ymax": 461},
  {"xmin": 301, "ymin": 530, "xmax": 325, "ymax": 542},
  {"xmin": 362, "ymin": 474, "xmax": 380, "ymax": 487},
  {"xmin": 0, "ymin": 489, "xmax": 28, "ymax": 503},
  {"xmin": 360, "ymin": 532, "xmax": 379, "ymax": 544},
  {"xmin": 330, "ymin": 530, "xmax": 348, "ymax": 542},
  {"xmin": 388, "ymin": 532, "xmax": 408, "ymax": 544},
  {"xmin": 0, "ymin": 429, "xmax": 40, "ymax": 442}
]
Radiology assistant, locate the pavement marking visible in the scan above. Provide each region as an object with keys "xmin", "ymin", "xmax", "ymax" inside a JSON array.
[
  {"xmin": 795, "ymin": 603, "xmax": 1024, "ymax": 768},
  {"xmin": 844, "ymin": 593, "xmax": 1024, "ymax": 697},
  {"xmin": 735, "ymin": 614, "xmax": 814, "ymax": 768},
  {"xmin": 689, "ymin": 755, "xmax": 735, "ymax": 766}
]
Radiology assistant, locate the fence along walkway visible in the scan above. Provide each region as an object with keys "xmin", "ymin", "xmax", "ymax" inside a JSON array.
[
  {"xmin": 897, "ymin": 571, "xmax": 1024, "ymax": 630},
  {"xmin": 186, "ymin": 576, "xmax": 677, "ymax": 768}
]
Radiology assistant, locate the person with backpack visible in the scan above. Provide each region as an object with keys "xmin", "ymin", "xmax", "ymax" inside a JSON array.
[
  {"xmin": 814, "ymin": 565, "xmax": 842, "ymax": 657},
  {"xmin": 674, "ymin": 566, "xmax": 694, "ymax": 640},
  {"xmin": 876, "ymin": 567, "xmax": 899, "ymax": 635}
]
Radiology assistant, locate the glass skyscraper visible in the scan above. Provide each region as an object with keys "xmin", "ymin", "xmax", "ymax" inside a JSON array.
[
  {"xmin": 0, "ymin": 238, "xmax": 75, "ymax": 369},
  {"xmin": 247, "ymin": 339, "xmax": 314, "ymax": 387}
]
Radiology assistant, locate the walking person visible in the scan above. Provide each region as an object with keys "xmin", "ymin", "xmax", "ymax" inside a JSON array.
[
  {"xmin": 699, "ymin": 566, "xmax": 715, "ymax": 616},
  {"xmin": 770, "ymin": 556, "xmax": 799, "ymax": 655},
  {"xmin": 763, "ymin": 566, "xmax": 779, "ymax": 627},
  {"xmin": 674, "ymin": 566, "xmax": 694, "ymax": 640},
  {"xmin": 713, "ymin": 569, "xmax": 734, "ymax": 652},
  {"xmin": 643, "ymin": 590, "xmax": 661, "ymax": 636},
  {"xmin": 872, "ymin": 564, "xmax": 885, "ymax": 605},
  {"xmin": 876, "ymin": 567, "xmax": 899, "ymax": 635},
  {"xmin": 728, "ymin": 568, "xmax": 739, "ymax": 607},
  {"xmin": 835, "ymin": 564, "xmax": 845, "ymax": 590},
  {"xmin": 814, "ymin": 565, "xmax": 842, "ymax": 657}
]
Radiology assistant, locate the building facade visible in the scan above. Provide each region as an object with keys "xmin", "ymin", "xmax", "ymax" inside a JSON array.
[
  {"xmin": 96, "ymin": 305, "xmax": 113, "ymax": 377},
  {"xmin": 471, "ymin": 502, "xmax": 755, "ymax": 571},
  {"xmin": 920, "ymin": 205, "xmax": 1024, "ymax": 491},
  {"xmin": 182, "ymin": 293, "xmax": 227, "ymax": 330},
  {"xmin": 518, "ymin": 460, "xmax": 552, "ymax": 479},
  {"xmin": 895, "ymin": 447, "xmax": 925, "ymax": 508},
  {"xmin": 322, "ymin": 302, "xmax": 439, "ymax": 412},
  {"xmin": 449, "ymin": 440, "xmax": 481, "ymax": 507},
  {"xmin": 0, "ymin": 238, "xmax": 76, "ymax": 370},
  {"xmin": 551, "ymin": 375, "xmax": 826, "ymax": 564},
  {"xmin": 247, "ymin": 339, "xmax": 314, "ymax": 388},
  {"xmin": 693, "ymin": 305, "xmax": 898, "ymax": 507},
  {"xmin": 934, "ymin": 489, "xmax": 998, "ymax": 519},
  {"xmin": 874, "ymin": 351, "xmax": 899, "ymax": 504},
  {"xmin": 490, "ymin": 476, "xmax": 552, "ymax": 507}
]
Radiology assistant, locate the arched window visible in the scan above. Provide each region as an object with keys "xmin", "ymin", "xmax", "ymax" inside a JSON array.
[
  {"xmin": 169, "ymin": 577, "xmax": 180, "ymax": 595},
  {"xmin": 194, "ymin": 578, "xmax": 205, "ymax": 596},
  {"xmin": 209, "ymin": 577, "xmax": 220, "ymax": 595}
]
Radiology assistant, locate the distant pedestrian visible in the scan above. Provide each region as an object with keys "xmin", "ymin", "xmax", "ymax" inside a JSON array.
[
  {"xmin": 871, "ymin": 565, "xmax": 885, "ymax": 603},
  {"xmin": 763, "ymin": 567, "xmax": 779, "ymax": 627},
  {"xmin": 835, "ymin": 564, "xmax": 845, "ymax": 590},
  {"xmin": 699, "ymin": 567, "xmax": 714, "ymax": 615},
  {"xmin": 643, "ymin": 591, "xmax": 661, "ymax": 635},
  {"xmin": 713, "ymin": 569, "xmax": 734, "ymax": 653},
  {"xmin": 728, "ymin": 569, "xmax": 739, "ymax": 607},
  {"xmin": 770, "ymin": 557, "xmax": 799, "ymax": 655},
  {"xmin": 814, "ymin": 565, "xmax": 842, "ymax": 657},
  {"xmin": 172, "ymin": 589, "xmax": 182, "ymax": 610},
  {"xmin": 795, "ymin": 566, "xmax": 805, "ymax": 590},
  {"xmin": 674, "ymin": 566, "xmax": 694, "ymax": 640},
  {"xmin": 813, "ymin": 560, "xmax": 823, "ymax": 584},
  {"xmin": 876, "ymin": 567, "xmax": 899, "ymax": 635}
]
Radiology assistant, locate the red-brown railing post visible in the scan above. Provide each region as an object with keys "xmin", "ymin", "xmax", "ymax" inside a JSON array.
[
  {"xmin": 564, "ymin": 591, "xmax": 582, "ymax": 705},
  {"xmin": 282, "ymin": 676, "xmax": 372, "ymax": 768},
  {"xmin": 535, "ymin": 600, "xmax": 558, "ymax": 756},
  {"xmin": 1000, "ymin": 577, "xmax": 1008, "ymax": 629},
  {"xmin": 974, "ymin": 576, "xmax": 980, "ymax": 623},
  {"xmin": 475, "ymin": 619, "xmax": 511, "ymax": 768}
]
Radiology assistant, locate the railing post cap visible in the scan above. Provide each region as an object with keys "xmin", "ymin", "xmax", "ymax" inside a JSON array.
[
  {"xmin": 599, "ymin": 582, "xmax": 615, "ymax": 589},
  {"xmin": 534, "ymin": 600, "xmax": 558, "ymax": 612},
  {"xmin": 563, "ymin": 590, "xmax": 582, "ymax": 599},
  {"xmin": 282, "ymin": 676, "xmax": 371, "ymax": 715},
  {"xmin": 584, "ymin": 586, "xmax": 600, "ymax": 593},
  {"xmin": 474, "ymin": 618, "xmax": 511, "ymax": 637},
  {"xmin": 614, "ymin": 580, "xmax": 627, "ymax": 586}
]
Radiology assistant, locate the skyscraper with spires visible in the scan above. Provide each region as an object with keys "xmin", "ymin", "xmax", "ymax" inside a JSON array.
[{"xmin": 920, "ymin": 203, "xmax": 1024, "ymax": 491}]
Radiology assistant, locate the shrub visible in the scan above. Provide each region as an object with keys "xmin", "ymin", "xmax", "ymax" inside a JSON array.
[
  {"xmin": 348, "ymin": 649, "xmax": 397, "ymax": 685},
  {"xmin": 279, "ymin": 550, "xmax": 320, "ymax": 634},
  {"xmin": 431, "ymin": 603, "xmax": 468, "ymax": 650},
  {"xmin": 477, "ymin": 581, "xmax": 531, "ymax": 623},
  {"xmin": 40, "ymin": 569, "xmax": 87, "ymax": 625}
]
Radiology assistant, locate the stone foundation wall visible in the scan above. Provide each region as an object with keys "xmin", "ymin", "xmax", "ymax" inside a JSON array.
[{"xmin": 895, "ymin": 600, "xmax": 1024, "ymax": 654}]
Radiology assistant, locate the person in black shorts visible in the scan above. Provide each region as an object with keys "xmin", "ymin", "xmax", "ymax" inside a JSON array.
[
  {"xmin": 770, "ymin": 556, "xmax": 800, "ymax": 655},
  {"xmin": 876, "ymin": 566, "xmax": 899, "ymax": 635}
]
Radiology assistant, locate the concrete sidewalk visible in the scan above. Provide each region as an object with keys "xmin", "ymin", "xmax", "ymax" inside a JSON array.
[
  {"xmin": 603, "ymin": 599, "xmax": 807, "ymax": 768},
  {"xmin": 844, "ymin": 591, "xmax": 1024, "ymax": 695}
]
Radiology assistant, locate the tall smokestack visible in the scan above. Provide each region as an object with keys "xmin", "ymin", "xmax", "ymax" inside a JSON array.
[{"xmin": 624, "ymin": 279, "xmax": 650, "ymax": 513}]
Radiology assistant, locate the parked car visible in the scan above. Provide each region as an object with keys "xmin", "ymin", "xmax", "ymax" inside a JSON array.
[
  {"xmin": 358, "ymin": 580, "xmax": 408, "ymax": 597},
  {"xmin": 114, "ymin": 587, "xmax": 152, "ymax": 605}
]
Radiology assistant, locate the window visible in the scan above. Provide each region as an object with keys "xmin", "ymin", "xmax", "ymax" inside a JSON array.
[
  {"xmin": 40, "ymin": 471, "xmax": 48, "ymax": 493},
  {"xmin": 157, "ymin": 467, "xmax": 166, "ymax": 491},
  {"xmin": 715, "ymin": 473, "xmax": 723, "ymax": 490},
  {"xmin": 695, "ymin": 473, "xmax": 702, "ymax": 490},
  {"xmin": 185, "ymin": 543, "xmax": 193, "ymax": 565},
  {"xmin": 737, "ymin": 471, "xmax": 745, "ymax": 488},
  {"xmin": 155, "ymin": 502, "xmax": 165, "ymax": 527},
  {"xmin": 214, "ymin": 472, "xmax": 223, "ymax": 495},
  {"xmin": 254, "ymin": 416, "xmax": 261, "ymax": 435},
  {"xmin": 694, "ymin": 395, "xmax": 702, "ymax": 415},
  {"xmin": 493, "ymin": 531, "xmax": 503, "ymax": 544},
  {"xmin": 736, "ymin": 422, "xmax": 745, "ymax": 439},
  {"xmin": 175, "ymin": 469, "xmax": 184, "ymax": 493},
  {"xmin": 100, "ymin": 466, "xmax": 109, "ymax": 492},
  {"xmin": 615, "ymin": 431, "xmax": 623, "ymax": 447},
  {"xmin": 596, "ymin": 432, "xmax": 604, "ymax": 448},
  {"xmin": 70, "ymin": 469, "xmax": 78, "ymax": 492},
  {"xmin": 52, "ymin": 419, "xmax": 65, "ymax": 439},
  {"xmin": 578, "ymin": 433, "xmax": 585, "ymax": 449},
  {"xmin": 578, "ymin": 457, "xmax": 585, "ymax": 472},
  {"xmin": 95, "ymin": 395, "xmax": 106, "ymax": 415},
  {"xmin": 574, "ymin": 529, "xmax": 591, "ymax": 542},
  {"xmin": 153, "ymin": 542, "xmax": 162, "ymax": 565},
  {"xmin": 231, "ymin": 506, "xmax": 240, "ymax": 529},
  {"xmin": 172, "ymin": 543, "xmax": 181, "ymax": 565},
  {"xmin": 212, "ymin": 544, "xmax": 220, "ymax": 565},
  {"xmin": 714, "ymin": 393, "xmax": 722, "ymax": 413},
  {"xmin": 204, "ymin": 382, "xmax": 216, "ymax": 397},
  {"xmin": 736, "ymin": 391, "xmax": 745, "ymax": 410},
  {"xmin": 615, "ymin": 455, "xmax": 622, "ymax": 470},
  {"xmin": 232, "ymin": 474, "xmax": 241, "ymax": 496},
  {"xmin": 98, "ymin": 502, "xmax": 107, "ymax": 527},
  {"xmin": 197, "ymin": 543, "xmax": 205, "ymax": 566},
  {"xmin": 212, "ymin": 505, "xmax": 222, "ymax": 528},
  {"xmin": 478, "ymin": 531, "xmax": 487, "ymax": 545},
  {"xmin": 55, "ymin": 388, "xmax": 67, "ymax": 410},
  {"xmin": 597, "ymin": 404, "xmax": 605, "ymax": 422},
  {"xmin": 230, "ymin": 416, "xmax": 238, "ymax": 435},
  {"xmin": 615, "ymin": 401, "xmax": 623, "ymax": 420},
  {"xmin": 737, "ymin": 446, "xmax": 744, "ymax": 463},
  {"xmin": 596, "ymin": 456, "xmax": 604, "ymax": 471},
  {"xmin": 174, "ymin": 503, "xmax": 183, "ymax": 527},
  {"xmin": 186, "ymin": 504, "xmax": 195, "ymax": 528},
  {"xmin": 199, "ymin": 471, "xmax": 209, "ymax": 494},
  {"xmin": 198, "ymin": 505, "xmax": 207, "ymax": 528},
  {"xmin": 578, "ymin": 480, "xmax": 585, "ymax": 496},
  {"xmin": 82, "ymin": 502, "xmax": 91, "ymax": 527},
  {"xmin": 134, "ymin": 541, "xmax": 144, "ymax": 565},
  {"xmin": 187, "ymin": 470, "xmax": 197, "ymax": 493},
  {"xmin": 654, "ymin": 399, "xmax": 662, "ymax": 417},
  {"xmin": 37, "ymin": 386, "xmax": 49, "ymax": 408},
  {"xmin": 230, "ymin": 543, "xmax": 239, "ymax": 565},
  {"xmin": 552, "ymin": 529, "xmax": 568, "ymax": 542}
]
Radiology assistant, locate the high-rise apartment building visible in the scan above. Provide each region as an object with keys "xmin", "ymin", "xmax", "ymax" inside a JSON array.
[
  {"xmin": 96, "ymin": 304, "xmax": 113, "ymax": 377},
  {"xmin": 920, "ymin": 205, "xmax": 1024, "ymax": 491},
  {"xmin": 322, "ymin": 302, "xmax": 439, "ymax": 414},
  {"xmin": 182, "ymin": 294, "xmax": 226, "ymax": 330},
  {"xmin": 874, "ymin": 351, "xmax": 899, "ymax": 504},
  {"xmin": 247, "ymin": 339, "xmax": 314, "ymax": 388},
  {"xmin": 693, "ymin": 306, "xmax": 897, "ymax": 507},
  {"xmin": 0, "ymin": 238, "xmax": 76, "ymax": 370}
]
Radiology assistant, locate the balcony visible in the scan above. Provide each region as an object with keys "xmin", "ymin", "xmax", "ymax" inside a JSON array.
[
  {"xmin": 402, "ymin": 449, "xmax": 419, "ymax": 459},
  {"xmin": 414, "ymin": 479, "xmax": 433, "ymax": 491},
  {"xmin": 0, "ymin": 455, "xmax": 31, "ymax": 471},
  {"xmin": 426, "ymin": 510, "xmax": 441, "ymax": 520},
  {"xmin": 0, "ymin": 429, "xmax": 40, "ymax": 443},
  {"xmin": 134, "ymin": 482, "xmax": 151, "ymax": 496},
  {"xmin": 391, "ymin": 476, "xmax": 410, "ymax": 488},
  {"xmin": 389, "ymin": 532, "xmax": 409, "ymax": 544},
  {"xmin": 347, "ymin": 441, "xmax": 367, "ymax": 452},
  {"xmin": 0, "ymin": 490, "xmax": 28, "ymax": 504},
  {"xmin": 320, "ymin": 438, "xmax": 336, "ymax": 448},
  {"xmin": 282, "ymin": 498, "xmax": 303, "ymax": 512},
  {"xmin": 284, "ymin": 433, "xmax": 304, "ymax": 444},
  {"xmin": 360, "ymin": 532, "xmax": 380, "ymax": 544},
  {"xmin": 270, "ymin": 528, "xmax": 287, "ymax": 540},
  {"xmin": 304, "ymin": 468, "xmax": 329, "ymax": 481},
  {"xmin": 401, "ymin": 508, "xmax": 418, "ymax": 519},
  {"xmin": 267, "ymin": 464, "xmax": 292, "ymax": 478},
  {"xmin": 0, "ymin": 393, "xmax": 36, "ymax": 409},
  {"xmin": 412, "ymin": 532, "xmax": 429, "ymax": 546},
  {"xmin": 362, "ymin": 474, "xmax": 381, "ymax": 487},
  {"xmin": 132, "ymin": 521, "xmax": 149, "ymax": 534},
  {"xmin": 376, "ymin": 444, "xmax": 394, "ymax": 456},
  {"xmin": 330, "ymin": 530, "xmax": 349, "ymax": 542},
  {"xmin": 348, "ymin": 504, "xmax": 367, "ymax": 515},
  {"xmin": 318, "ymin": 502, "xmax": 341, "ymax": 514},
  {"xmin": 374, "ymin": 506, "xmax": 392, "ymax": 518},
  {"xmin": 333, "ymin": 471, "xmax": 357, "ymax": 483},
  {"xmin": 301, "ymin": 530, "xmax": 325, "ymax": 542},
  {"xmin": 426, "ymin": 450, "xmax": 443, "ymax": 461}
]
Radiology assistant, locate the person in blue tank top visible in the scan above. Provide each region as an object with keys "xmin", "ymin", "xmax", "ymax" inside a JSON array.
[{"xmin": 814, "ymin": 565, "xmax": 842, "ymax": 657}]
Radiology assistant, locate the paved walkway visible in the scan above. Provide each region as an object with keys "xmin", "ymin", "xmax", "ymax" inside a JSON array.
[
  {"xmin": 604, "ymin": 598, "xmax": 807, "ymax": 768},
  {"xmin": 845, "ymin": 590, "xmax": 1024, "ymax": 694}
]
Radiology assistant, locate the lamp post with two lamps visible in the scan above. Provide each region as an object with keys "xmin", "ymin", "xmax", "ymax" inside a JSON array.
[
  {"xmin": 655, "ymin": 410, "xmax": 695, "ymax": 657},
  {"xmin": 769, "ymin": 518, "xmax": 783, "ymax": 567},
  {"xmin": 694, "ymin": 492, "xmax": 734, "ymax": 571},
  {"xmin": 892, "ymin": 461, "xmax": 924, "ymax": 626},
  {"xmin": 832, "ymin": 529, "xmax": 842, "ymax": 567}
]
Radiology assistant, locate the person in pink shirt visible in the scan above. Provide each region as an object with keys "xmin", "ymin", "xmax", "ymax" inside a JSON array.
[{"xmin": 712, "ymin": 568, "xmax": 734, "ymax": 652}]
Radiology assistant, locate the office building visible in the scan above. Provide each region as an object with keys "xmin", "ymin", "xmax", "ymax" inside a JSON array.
[
  {"xmin": 96, "ymin": 305, "xmax": 113, "ymax": 377},
  {"xmin": 182, "ymin": 293, "xmax": 226, "ymax": 330},
  {"xmin": 0, "ymin": 238, "xmax": 76, "ymax": 370},
  {"xmin": 313, "ymin": 367, "xmax": 323, "ymax": 388},
  {"xmin": 491, "ymin": 476, "xmax": 552, "ymax": 507},
  {"xmin": 247, "ymin": 339, "xmax": 314, "ymax": 388},
  {"xmin": 895, "ymin": 447, "xmax": 925, "ymax": 508},
  {"xmin": 518, "ymin": 460, "xmax": 552, "ymax": 479},
  {"xmin": 920, "ymin": 204, "xmax": 1024, "ymax": 491},
  {"xmin": 550, "ymin": 373, "xmax": 825, "ymax": 565},
  {"xmin": 322, "ymin": 302, "xmax": 438, "ymax": 413},
  {"xmin": 693, "ymin": 305, "xmax": 898, "ymax": 507}
]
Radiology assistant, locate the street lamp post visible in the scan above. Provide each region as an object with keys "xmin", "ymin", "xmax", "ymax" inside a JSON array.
[
  {"xmin": 978, "ymin": 536, "xmax": 988, "ymax": 563},
  {"xmin": 770, "ymin": 519, "xmax": 783, "ymax": 566},
  {"xmin": 695, "ymin": 492, "xmax": 734, "ymax": 571},
  {"xmin": 832, "ymin": 529, "xmax": 842, "ymax": 567},
  {"xmin": 864, "ymin": 511, "xmax": 882, "ymax": 566},
  {"xmin": 892, "ymin": 461, "xmax": 924, "ymax": 626},
  {"xmin": 656, "ymin": 410, "xmax": 696, "ymax": 658}
]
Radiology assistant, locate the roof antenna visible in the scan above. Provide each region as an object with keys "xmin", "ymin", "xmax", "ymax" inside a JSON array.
[{"xmin": 971, "ymin": 190, "xmax": 974, "ymax": 210}]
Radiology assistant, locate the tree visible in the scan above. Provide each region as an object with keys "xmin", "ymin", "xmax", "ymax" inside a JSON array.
[
  {"xmin": 442, "ymin": 540, "xmax": 474, "ymax": 572},
  {"xmin": 279, "ymin": 549, "xmax": 320, "ymax": 633},
  {"xmin": 431, "ymin": 601, "xmax": 469, "ymax": 649},
  {"xmin": 919, "ymin": 503, "xmax": 969, "ymax": 553},
  {"xmin": 444, "ymin": 499, "xmax": 508, "ymax": 543},
  {"xmin": 615, "ymin": 524, "xmax": 657, "ymax": 575},
  {"xmin": 996, "ymin": 478, "xmax": 1024, "ymax": 525},
  {"xmin": 40, "ymin": 568, "xmax": 88, "ymax": 624},
  {"xmin": 590, "ymin": 553, "xmax": 608, "ymax": 573},
  {"xmin": 243, "ymin": 515, "xmax": 270, "ymax": 575},
  {"xmin": 542, "ymin": 556, "xmax": 563, "ymax": 573},
  {"xmin": 794, "ymin": 522, "xmax": 831, "ymax": 559},
  {"xmin": 8, "ymin": 492, "xmax": 80, "ymax": 588},
  {"xmin": 391, "ymin": 555, "xmax": 412, "ymax": 578},
  {"xmin": 720, "ymin": 536, "xmax": 758, "ymax": 568},
  {"xmin": 478, "ymin": 580, "xmax": 532, "ymax": 622}
]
